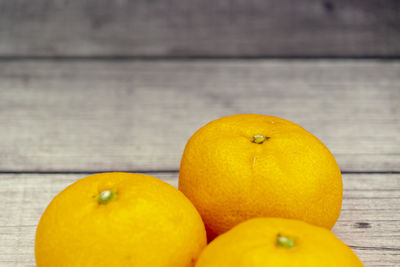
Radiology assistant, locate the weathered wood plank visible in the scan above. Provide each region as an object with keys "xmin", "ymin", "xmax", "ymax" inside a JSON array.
[
  {"xmin": 0, "ymin": 0, "xmax": 399, "ymax": 57},
  {"xmin": 0, "ymin": 60, "xmax": 399, "ymax": 172},
  {"xmin": 0, "ymin": 173, "xmax": 399, "ymax": 266}
]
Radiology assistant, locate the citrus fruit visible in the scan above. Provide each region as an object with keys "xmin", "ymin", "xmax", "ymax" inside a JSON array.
[
  {"xmin": 35, "ymin": 172, "xmax": 207, "ymax": 267},
  {"xmin": 179, "ymin": 114, "xmax": 342, "ymax": 239},
  {"xmin": 195, "ymin": 217, "xmax": 364, "ymax": 267}
]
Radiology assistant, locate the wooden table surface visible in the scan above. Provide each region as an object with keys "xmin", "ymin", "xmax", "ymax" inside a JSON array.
[{"xmin": 0, "ymin": 59, "xmax": 399, "ymax": 266}]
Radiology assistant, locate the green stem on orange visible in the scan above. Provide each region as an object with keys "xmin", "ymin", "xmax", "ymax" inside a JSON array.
[
  {"xmin": 276, "ymin": 234, "xmax": 295, "ymax": 249},
  {"xmin": 97, "ymin": 189, "xmax": 117, "ymax": 205},
  {"xmin": 252, "ymin": 135, "xmax": 269, "ymax": 144}
]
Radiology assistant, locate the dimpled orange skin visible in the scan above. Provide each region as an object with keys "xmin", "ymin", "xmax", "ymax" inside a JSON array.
[
  {"xmin": 35, "ymin": 172, "xmax": 207, "ymax": 267},
  {"xmin": 179, "ymin": 114, "xmax": 342, "ymax": 239},
  {"xmin": 195, "ymin": 218, "xmax": 364, "ymax": 267}
]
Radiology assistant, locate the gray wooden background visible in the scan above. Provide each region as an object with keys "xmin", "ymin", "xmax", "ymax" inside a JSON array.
[
  {"xmin": 0, "ymin": 0, "xmax": 400, "ymax": 266},
  {"xmin": 1, "ymin": 0, "xmax": 400, "ymax": 57}
]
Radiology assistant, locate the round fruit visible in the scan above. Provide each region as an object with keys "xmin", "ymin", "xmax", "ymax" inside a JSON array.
[
  {"xmin": 195, "ymin": 217, "xmax": 364, "ymax": 267},
  {"xmin": 179, "ymin": 114, "xmax": 342, "ymax": 239},
  {"xmin": 35, "ymin": 172, "xmax": 207, "ymax": 267}
]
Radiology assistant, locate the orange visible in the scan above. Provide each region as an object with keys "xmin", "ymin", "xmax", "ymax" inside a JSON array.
[
  {"xmin": 35, "ymin": 172, "xmax": 207, "ymax": 267},
  {"xmin": 179, "ymin": 114, "xmax": 342, "ymax": 239},
  {"xmin": 195, "ymin": 217, "xmax": 364, "ymax": 267}
]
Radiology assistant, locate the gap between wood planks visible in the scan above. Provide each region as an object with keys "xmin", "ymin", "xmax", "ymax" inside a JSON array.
[
  {"xmin": 1, "ymin": 56, "xmax": 400, "ymax": 62},
  {"xmin": 0, "ymin": 170, "xmax": 399, "ymax": 174}
]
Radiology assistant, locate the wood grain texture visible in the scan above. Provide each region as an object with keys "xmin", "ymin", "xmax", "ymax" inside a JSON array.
[
  {"xmin": 0, "ymin": 0, "xmax": 399, "ymax": 57},
  {"xmin": 0, "ymin": 60, "xmax": 399, "ymax": 172},
  {"xmin": 0, "ymin": 173, "xmax": 399, "ymax": 266}
]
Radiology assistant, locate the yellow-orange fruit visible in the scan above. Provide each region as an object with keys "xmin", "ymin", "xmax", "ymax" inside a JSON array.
[
  {"xmin": 196, "ymin": 217, "xmax": 364, "ymax": 267},
  {"xmin": 36, "ymin": 172, "xmax": 207, "ymax": 267},
  {"xmin": 179, "ymin": 114, "xmax": 342, "ymax": 239}
]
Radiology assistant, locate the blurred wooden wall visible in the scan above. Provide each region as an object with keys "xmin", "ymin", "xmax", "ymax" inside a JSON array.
[{"xmin": 0, "ymin": 0, "xmax": 399, "ymax": 57}]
